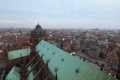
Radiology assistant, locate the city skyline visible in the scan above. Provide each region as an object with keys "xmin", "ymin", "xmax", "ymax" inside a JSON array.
[{"xmin": 0, "ymin": 0, "xmax": 120, "ymax": 29}]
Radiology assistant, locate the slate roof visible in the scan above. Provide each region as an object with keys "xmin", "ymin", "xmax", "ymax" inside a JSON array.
[
  {"xmin": 8, "ymin": 48, "xmax": 31, "ymax": 60},
  {"xmin": 31, "ymin": 24, "xmax": 45, "ymax": 35},
  {"xmin": 36, "ymin": 40, "xmax": 116, "ymax": 80}
]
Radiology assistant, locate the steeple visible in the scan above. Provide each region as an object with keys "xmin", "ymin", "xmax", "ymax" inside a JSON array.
[
  {"xmin": 34, "ymin": 23, "xmax": 42, "ymax": 31},
  {"xmin": 35, "ymin": 23, "xmax": 41, "ymax": 29},
  {"xmin": 30, "ymin": 23, "xmax": 47, "ymax": 55},
  {"xmin": 31, "ymin": 23, "xmax": 46, "ymax": 35}
]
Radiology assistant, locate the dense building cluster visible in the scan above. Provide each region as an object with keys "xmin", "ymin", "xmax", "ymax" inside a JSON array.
[
  {"xmin": 46, "ymin": 28, "xmax": 120, "ymax": 79},
  {"xmin": 0, "ymin": 24, "xmax": 120, "ymax": 80}
]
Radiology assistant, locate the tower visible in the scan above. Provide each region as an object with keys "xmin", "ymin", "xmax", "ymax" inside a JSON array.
[{"xmin": 30, "ymin": 24, "xmax": 47, "ymax": 55}]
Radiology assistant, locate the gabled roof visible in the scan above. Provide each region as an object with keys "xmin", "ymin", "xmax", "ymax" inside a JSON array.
[
  {"xmin": 6, "ymin": 66, "xmax": 21, "ymax": 80},
  {"xmin": 36, "ymin": 40, "xmax": 116, "ymax": 80},
  {"xmin": 8, "ymin": 48, "xmax": 31, "ymax": 60}
]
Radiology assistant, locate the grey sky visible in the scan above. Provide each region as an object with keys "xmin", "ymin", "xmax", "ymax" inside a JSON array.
[{"xmin": 0, "ymin": 0, "xmax": 120, "ymax": 29}]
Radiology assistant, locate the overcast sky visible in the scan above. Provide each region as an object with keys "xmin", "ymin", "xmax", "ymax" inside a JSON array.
[{"xmin": 0, "ymin": 0, "xmax": 120, "ymax": 29}]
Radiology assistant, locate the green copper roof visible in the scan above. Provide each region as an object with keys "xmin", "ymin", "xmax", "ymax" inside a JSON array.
[
  {"xmin": 6, "ymin": 66, "xmax": 21, "ymax": 80},
  {"xmin": 36, "ymin": 40, "xmax": 116, "ymax": 80},
  {"xmin": 8, "ymin": 48, "xmax": 31, "ymax": 60},
  {"xmin": 27, "ymin": 66, "xmax": 40, "ymax": 80}
]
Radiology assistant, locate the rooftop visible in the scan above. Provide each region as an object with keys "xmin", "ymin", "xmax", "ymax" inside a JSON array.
[
  {"xmin": 6, "ymin": 66, "xmax": 21, "ymax": 80},
  {"xmin": 31, "ymin": 24, "xmax": 45, "ymax": 35},
  {"xmin": 36, "ymin": 40, "xmax": 116, "ymax": 80},
  {"xmin": 8, "ymin": 48, "xmax": 31, "ymax": 60}
]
